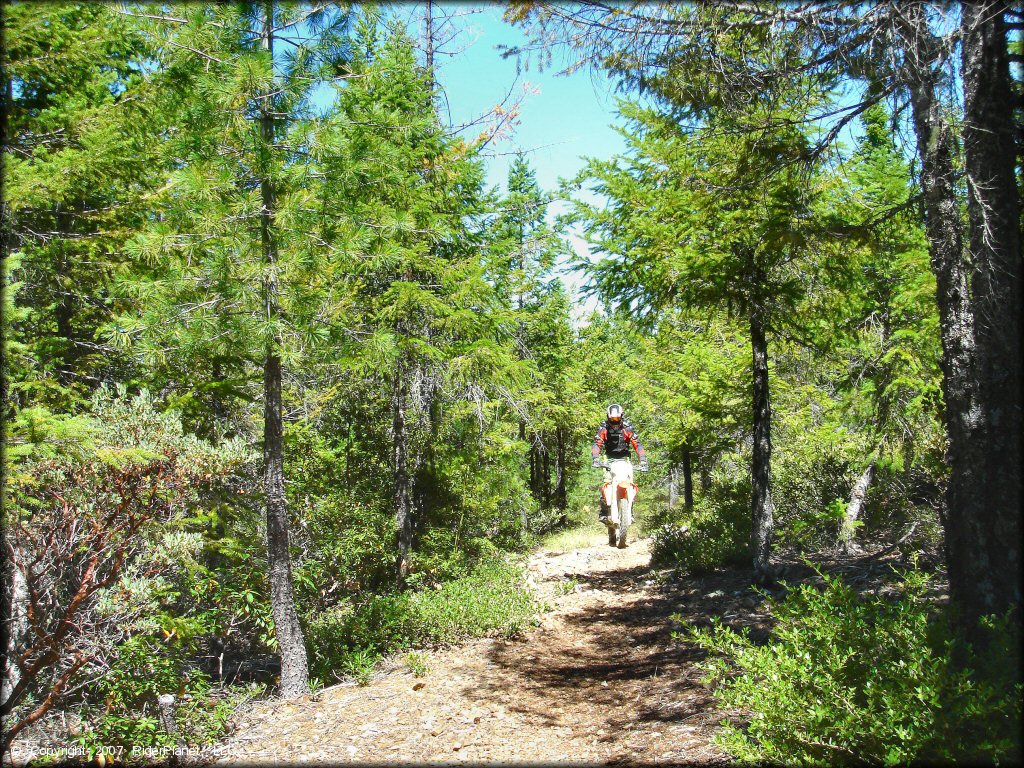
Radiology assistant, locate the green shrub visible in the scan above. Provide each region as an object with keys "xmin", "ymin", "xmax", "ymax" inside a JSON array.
[
  {"xmin": 69, "ymin": 632, "xmax": 258, "ymax": 757},
  {"xmin": 72, "ymin": 680, "xmax": 257, "ymax": 759},
  {"xmin": 306, "ymin": 556, "xmax": 537, "ymax": 680},
  {"xmin": 4, "ymin": 388, "xmax": 253, "ymax": 754},
  {"xmin": 651, "ymin": 496, "xmax": 750, "ymax": 573},
  {"xmin": 404, "ymin": 651, "xmax": 430, "ymax": 677},
  {"xmin": 340, "ymin": 647, "xmax": 380, "ymax": 686},
  {"xmin": 683, "ymin": 565, "xmax": 1021, "ymax": 765},
  {"xmin": 772, "ymin": 439, "xmax": 855, "ymax": 551},
  {"xmin": 409, "ymin": 557, "xmax": 536, "ymax": 644}
]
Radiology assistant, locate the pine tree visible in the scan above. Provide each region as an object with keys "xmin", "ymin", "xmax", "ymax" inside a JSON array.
[
  {"xmin": 568, "ymin": 94, "xmax": 836, "ymax": 579},
  {"xmin": 832, "ymin": 103, "xmax": 940, "ymax": 553},
  {"xmin": 314, "ymin": 15, "xmax": 493, "ymax": 579},
  {"xmin": 110, "ymin": 2, "xmax": 352, "ymax": 696},
  {"xmin": 488, "ymin": 154, "xmax": 570, "ymax": 515},
  {"xmin": 3, "ymin": 3, "xmax": 164, "ymax": 412}
]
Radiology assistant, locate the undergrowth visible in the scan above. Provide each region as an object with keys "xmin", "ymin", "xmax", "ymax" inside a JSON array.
[
  {"xmin": 680, "ymin": 564, "xmax": 1021, "ymax": 765},
  {"xmin": 306, "ymin": 555, "xmax": 538, "ymax": 682}
]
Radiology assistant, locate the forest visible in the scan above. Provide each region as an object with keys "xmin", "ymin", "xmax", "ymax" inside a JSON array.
[{"xmin": 1, "ymin": 1, "xmax": 1021, "ymax": 765}]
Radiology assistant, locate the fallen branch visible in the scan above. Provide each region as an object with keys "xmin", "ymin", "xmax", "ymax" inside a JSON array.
[{"xmin": 864, "ymin": 522, "xmax": 920, "ymax": 561}]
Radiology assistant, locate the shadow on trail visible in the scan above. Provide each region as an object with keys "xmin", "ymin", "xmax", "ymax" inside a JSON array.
[{"xmin": 462, "ymin": 549, "xmax": 725, "ymax": 734}]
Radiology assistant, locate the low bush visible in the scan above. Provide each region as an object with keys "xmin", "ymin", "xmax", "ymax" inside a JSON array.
[
  {"xmin": 2, "ymin": 388, "xmax": 252, "ymax": 754},
  {"xmin": 404, "ymin": 651, "xmax": 430, "ymax": 677},
  {"xmin": 683, "ymin": 565, "xmax": 1021, "ymax": 765},
  {"xmin": 72, "ymin": 673, "xmax": 257, "ymax": 760},
  {"xmin": 411, "ymin": 556, "xmax": 536, "ymax": 643},
  {"xmin": 650, "ymin": 496, "xmax": 750, "ymax": 573},
  {"xmin": 306, "ymin": 556, "xmax": 537, "ymax": 680}
]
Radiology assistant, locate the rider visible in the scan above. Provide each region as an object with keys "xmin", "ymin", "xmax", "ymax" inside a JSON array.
[{"xmin": 592, "ymin": 404, "xmax": 648, "ymax": 526}]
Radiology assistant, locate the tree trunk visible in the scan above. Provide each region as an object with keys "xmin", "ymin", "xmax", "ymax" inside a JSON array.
[
  {"xmin": 532, "ymin": 441, "xmax": 538, "ymax": 502},
  {"xmin": 424, "ymin": 0, "xmax": 434, "ymax": 89},
  {"xmin": 259, "ymin": 0, "xmax": 307, "ymax": 698},
  {"xmin": 542, "ymin": 442, "xmax": 551, "ymax": 507},
  {"xmin": 682, "ymin": 445, "xmax": 694, "ymax": 510},
  {"xmin": 959, "ymin": 0, "xmax": 1023, "ymax": 633},
  {"xmin": 749, "ymin": 290, "xmax": 775, "ymax": 581},
  {"xmin": 667, "ymin": 465, "xmax": 678, "ymax": 511},
  {"xmin": 840, "ymin": 460, "xmax": 876, "ymax": 555},
  {"xmin": 54, "ymin": 210, "xmax": 80, "ymax": 386},
  {"xmin": 901, "ymin": 4, "xmax": 1019, "ymax": 655},
  {"xmin": 1, "ymin": 546, "xmax": 28, "ymax": 709},
  {"xmin": 518, "ymin": 421, "xmax": 529, "ymax": 532},
  {"xmin": 554, "ymin": 426, "xmax": 567, "ymax": 510},
  {"xmin": 392, "ymin": 365, "xmax": 414, "ymax": 581},
  {"xmin": 414, "ymin": 373, "xmax": 440, "ymax": 530},
  {"xmin": 262, "ymin": 352, "xmax": 308, "ymax": 697}
]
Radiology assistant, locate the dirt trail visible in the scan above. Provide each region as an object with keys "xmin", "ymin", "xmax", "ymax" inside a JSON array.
[{"xmin": 196, "ymin": 533, "xmax": 747, "ymax": 765}]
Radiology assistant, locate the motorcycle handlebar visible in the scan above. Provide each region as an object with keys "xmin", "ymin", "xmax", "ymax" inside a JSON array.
[{"xmin": 595, "ymin": 461, "xmax": 649, "ymax": 472}]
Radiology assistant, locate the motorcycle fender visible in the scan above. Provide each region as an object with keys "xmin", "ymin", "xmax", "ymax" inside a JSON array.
[
  {"xmin": 625, "ymin": 483, "xmax": 638, "ymax": 503},
  {"xmin": 602, "ymin": 483, "xmax": 617, "ymax": 507}
]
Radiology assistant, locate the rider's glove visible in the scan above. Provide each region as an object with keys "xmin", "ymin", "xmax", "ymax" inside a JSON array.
[
  {"xmin": 592, "ymin": 456, "xmax": 602, "ymax": 469},
  {"xmin": 639, "ymin": 459, "xmax": 650, "ymax": 472}
]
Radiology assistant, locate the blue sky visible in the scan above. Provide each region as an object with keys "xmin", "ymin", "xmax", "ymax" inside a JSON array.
[
  {"xmin": 305, "ymin": 4, "xmax": 618, "ymax": 313},
  {"xmin": 402, "ymin": 3, "xmax": 624, "ymax": 315},
  {"xmin": 418, "ymin": 4, "xmax": 625, "ymax": 195}
]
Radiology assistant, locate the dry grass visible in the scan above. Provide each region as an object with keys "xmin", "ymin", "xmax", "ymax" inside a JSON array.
[{"xmin": 540, "ymin": 520, "xmax": 609, "ymax": 554}]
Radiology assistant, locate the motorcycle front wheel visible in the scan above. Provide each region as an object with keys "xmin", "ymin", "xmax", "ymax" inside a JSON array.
[{"xmin": 616, "ymin": 498, "xmax": 632, "ymax": 548}]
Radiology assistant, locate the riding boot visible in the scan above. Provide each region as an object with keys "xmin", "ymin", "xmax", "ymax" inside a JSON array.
[{"xmin": 598, "ymin": 495, "xmax": 612, "ymax": 526}]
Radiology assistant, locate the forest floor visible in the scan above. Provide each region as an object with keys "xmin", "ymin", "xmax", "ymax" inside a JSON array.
[{"xmin": 192, "ymin": 530, "xmax": 756, "ymax": 766}]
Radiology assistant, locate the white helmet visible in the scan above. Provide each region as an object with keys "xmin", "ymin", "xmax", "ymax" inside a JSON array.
[{"xmin": 607, "ymin": 404, "xmax": 624, "ymax": 423}]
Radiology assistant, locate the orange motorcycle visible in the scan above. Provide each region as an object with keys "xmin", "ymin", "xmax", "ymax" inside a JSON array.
[{"xmin": 600, "ymin": 459, "xmax": 638, "ymax": 548}]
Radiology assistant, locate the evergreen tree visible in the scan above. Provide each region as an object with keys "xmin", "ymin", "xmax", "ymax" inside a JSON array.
[
  {"xmin": 488, "ymin": 154, "xmax": 571, "ymax": 515},
  {"xmin": 315, "ymin": 16, "xmax": 494, "ymax": 578},
  {"xmin": 832, "ymin": 104, "xmax": 941, "ymax": 552},
  {"xmin": 568, "ymin": 94, "xmax": 836, "ymax": 579},
  {"xmin": 3, "ymin": 3, "xmax": 164, "ymax": 412},
  {"xmin": 110, "ymin": 2, "xmax": 353, "ymax": 697}
]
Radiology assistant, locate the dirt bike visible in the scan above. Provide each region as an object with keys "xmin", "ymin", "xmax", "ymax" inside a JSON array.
[{"xmin": 599, "ymin": 459, "xmax": 639, "ymax": 548}]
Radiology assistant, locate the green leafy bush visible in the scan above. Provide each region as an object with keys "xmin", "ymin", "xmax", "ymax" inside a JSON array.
[
  {"xmin": 73, "ymin": 678, "xmax": 257, "ymax": 759},
  {"xmin": 684, "ymin": 566, "xmax": 1021, "ymax": 765},
  {"xmin": 404, "ymin": 651, "xmax": 430, "ymax": 677},
  {"xmin": 651, "ymin": 496, "xmax": 750, "ymax": 573},
  {"xmin": 771, "ymin": 419, "xmax": 857, "ymax": 551},
  {"xmin": 306, "ymin": 556, "xmax": 537, "ymax": 680},
  {"xmin": 339, "ymin": 647, "xmax": 380, "ymax": 686},
  {"xmin": 3, "ymin": 388, "xmax": 252, "ymax": 753},
  {"xmin": 410, "ymin": 557, "xmax": 536, "ymax": 644}
]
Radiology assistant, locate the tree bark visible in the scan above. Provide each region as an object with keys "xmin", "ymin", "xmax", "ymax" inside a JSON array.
[
  {"xmin": 840, "ymin": 460, "xmax": 876, "ymax": 556},
  {"xmin": 959, "ymin": 0, "xmax": 1023, "ymax": 632},
  {"xmin": 901, "ymin": 6, "xmax": 1019, "ymax": 651},
  {"xmin": 902, "ymin": 6, "xmax": 975, "ymax": 512},
  {"xmin": 531, "ymin": 442, "xmax": 538, "ymax": 501},
  {"xmin": 682, "ymin": 444, "xmax": 694, "ymax": 510},
  {"xmin": 392, "ymin": 365, "xmax": 414, "ymax": 581},
  {"xmin": 554, "ymin": 426, "xmax": 567, "ymax": 510},
  {"xmin": 1, "ymin": 546, "xmax": 28, "ymax": 709},
  {"xmin": 749, "ymin": 289, "xmax": 775, "ymax": 581},
  {"xmin": 542, "ymin": 441, "xmax": 551, "ymax": 507},
  {"xmin": 259, "ymin": 0, "xmax": 308, "ymax": 698},
  {"xmin": 424, "ymin": 0, "xmax": 434, "ymax": 90},
  {"xmin": 518, "ymin": 421, "xmax": 529, "ymax": 532},
  {"xmin": 667, "ymin": 465, "xmax": 678, "ymax": 511}
]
